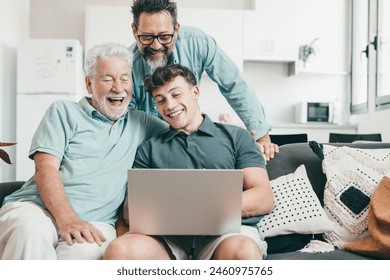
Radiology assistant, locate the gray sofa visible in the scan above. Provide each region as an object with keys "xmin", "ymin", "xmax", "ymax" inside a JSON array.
[
  {"xmin": 265, "ymin": 141, "xmax": 390, "ymax": 260},
  {"xmin": 1, "ymin": 142, "xmax": 389, "ymax": 260}
]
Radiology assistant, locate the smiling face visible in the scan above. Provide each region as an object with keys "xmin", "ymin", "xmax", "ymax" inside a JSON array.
[
  {"xmin": 152, "ymin": 76, "xmax": 204, "ymax": 134},
  {"xmin": 86, "ymin": 56, "xmax": 132, "ymax": 122},
  {"xmin": 132, "ymin": 11, "xmax": 179, "ymax": 71}
]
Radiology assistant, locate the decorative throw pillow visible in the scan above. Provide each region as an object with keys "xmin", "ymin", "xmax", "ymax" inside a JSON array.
[
  {"xmin": 321, "ymin": 145, "xmax": 390, "ymax": 248},
  {"xmin": 343, "ymin": 176, "xmax": 390, "ymax": 258},
  {"xmin": 258, "ymin": 164, "xmax": 333, "ymax": 239}
]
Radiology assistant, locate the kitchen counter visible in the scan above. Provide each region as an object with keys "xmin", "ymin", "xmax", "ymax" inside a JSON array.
[
  {"xmin": 269, "ymin": 122, "xmax": 358, "ymax": 143},
  {"xmin": 272, "ymin": 122, "xmax": 357, "ymax": 129},
  {"xmin": 229, "ymin": 121, "xmax": 357, "ymax": 143}
]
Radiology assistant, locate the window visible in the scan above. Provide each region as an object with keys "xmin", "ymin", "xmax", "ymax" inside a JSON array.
[
  {"xmin": 375, "ymin": 0, "xmax": 390, "ymax": 109},
  {"xmin": 351, "ymin": 0, "xmax": 390, "ymax": 113},
  {"xmin": 351, "ymin": 0, "xmax": 369, "ymax": 114}
]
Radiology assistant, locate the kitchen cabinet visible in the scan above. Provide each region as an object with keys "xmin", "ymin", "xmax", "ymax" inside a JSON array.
[{"xmin": 243, "ymin": 0, "xmax": 297, "ymax": 62}]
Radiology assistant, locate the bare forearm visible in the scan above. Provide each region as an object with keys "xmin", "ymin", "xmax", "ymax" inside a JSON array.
[
  {"xmin": 33, "ymin": 153, "xmax": 78, "ymax": 225},
  {"xmin": 35, "ymin": 166, "xmax": 78, "ymax": 223},
  {"xmin": 242, "ymin": 187, "xmax": 273, "ymax": 217},
  {"xmin": 33, "ymin": 152, "xmax": 105, "ymax": 246},
  {"xmin": 35, "ymin": 164, "xmax": 106, "ymax": 246},
  {"xmin": 241, "ymin": 167, "xmax": 274, "ymax": 218}
]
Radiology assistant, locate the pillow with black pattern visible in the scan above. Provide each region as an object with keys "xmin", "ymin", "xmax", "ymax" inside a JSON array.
[
  {"xmin": 320, "ymin": 145, "xmax": 390, "ymax": 248},
  {"xmin": 258, "ymin": 164, "xmax": 333, "ymax": 239}
]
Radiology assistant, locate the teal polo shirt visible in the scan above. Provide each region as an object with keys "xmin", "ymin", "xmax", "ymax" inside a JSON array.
[
  {"xmin": 4, "ymin": 97, "xmax": 168, "ymax": 225},
  {"xmin": 133, "ymin": 115, "xmax": 266, "ymax": 170}
]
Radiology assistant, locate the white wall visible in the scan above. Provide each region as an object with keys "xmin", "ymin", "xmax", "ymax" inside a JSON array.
[
  {"xmin": 244, "ymin": 63, "xmax": 350, "ymax": 124},
  {"xmin": 184, "ymin": 0, "xmax": 352, "ymax": 126},
  {"xmin": 0, "ymin": 0, "xmax": 30, "ymax": 182},
  {"xmin": 30, "ymin": 0, "xmax": 251, "ymax": 47},
  {"xmin": 0, "ymin": 0, "xmax": 390, "ymax": 178},
  {"xmin": 83, "ymin": 0, "xmax": 352, "ymax": 126},
  {"xmin": 187, "ymin": 0, "xmax": 353, "ymax": 128}
]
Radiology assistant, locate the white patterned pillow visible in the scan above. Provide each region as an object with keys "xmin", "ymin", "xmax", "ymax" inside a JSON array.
[
  {"xmin": 321, "ymin": 145, "xmax": 390, "ymax": 248},
  {"xmin": 258, "ymin": 164, "xmax": 333, "ymax": 239}
]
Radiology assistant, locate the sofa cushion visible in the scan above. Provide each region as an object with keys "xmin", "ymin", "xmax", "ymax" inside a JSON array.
[
  {"xmin": 265, "ymin": 143, "xmax": 329, "ymax": 253},
  {"xmin": 265, "ymin": 233, "xmax": 312, "ymax": 254},
  {"xmin": 258, "ymin": 164, "xmax": 333, "ymax": 239},
  {"xmin": 266, "ymin": 249, "xmax": 375, "ymax": 260},
  {"xmin": 0, "ymin": 181, "xmax": 25, "ymax": 206},
  {"xmin": 264, "ymin": 142, "xmax": 390, "ymax": 255},
  {"xmin": 343, "ymin": 176, "xmax": 390, "ymax": 258},
  {"xmin": 266, "ymin": 143, "xmax": 327, "ymax": 203},
  {"xmin": 320, "ymin": 144, "xmax": 390, "ymax": 248}
]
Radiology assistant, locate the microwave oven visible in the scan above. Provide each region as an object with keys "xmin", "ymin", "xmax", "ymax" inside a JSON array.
[{"xmin": 295, "ymin": 102, "xmax": 333, "ymax": 123}]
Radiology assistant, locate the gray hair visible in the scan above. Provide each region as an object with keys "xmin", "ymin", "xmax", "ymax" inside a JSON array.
[{"xmin": 84, "ymin": 42, "xmax": 133, "ymax": 77}]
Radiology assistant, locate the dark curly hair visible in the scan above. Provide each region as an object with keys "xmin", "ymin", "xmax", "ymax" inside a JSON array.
[
  {"xmin": 131, "ymin": 0, "xmax": 178, "ymax": 28},
  {"xmin": 144, "ymin": 64, "xmax": 197, "ymax": 95}
]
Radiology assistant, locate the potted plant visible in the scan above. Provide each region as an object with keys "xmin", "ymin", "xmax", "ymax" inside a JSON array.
[
  {"xmin": 0, "ymin": 142, "xmax": 16, "ymax": 165},
  {"xmin": 299, "ymin": 37, "xmax": 319, "ymax": 68}
]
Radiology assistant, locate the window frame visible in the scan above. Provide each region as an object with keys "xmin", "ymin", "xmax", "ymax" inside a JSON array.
[
  {"xmin": 350, "ymin": 0, "xmax": 370, "ymax": 114},
  {"xmin": 375, "ymin": 0, "xmax": 390, "ymax": 110}
]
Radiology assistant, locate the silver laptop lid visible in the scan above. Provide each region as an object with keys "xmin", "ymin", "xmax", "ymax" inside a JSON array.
[{"xmin": 127, "ymin": 169, "xmax": 243, "ymax": 236}]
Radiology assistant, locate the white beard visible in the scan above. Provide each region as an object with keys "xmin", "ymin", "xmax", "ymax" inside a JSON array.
[{"xmin": 146, "ymin": 56, "xmax": 168, "ymax": 72}]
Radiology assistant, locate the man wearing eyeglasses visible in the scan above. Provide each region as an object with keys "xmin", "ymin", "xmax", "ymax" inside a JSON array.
[{"xmin": 130, "ymin": 0, "xmax": 279, "ymax": 161}]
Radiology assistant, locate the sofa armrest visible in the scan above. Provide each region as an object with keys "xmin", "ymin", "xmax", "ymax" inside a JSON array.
[
  {"xmin": 0, "ymin": 181, "xmax": 25, "ymax": 206},
  {"xmin": 266, "ymin": 143, "xmax": 327, "ymax": 203}
]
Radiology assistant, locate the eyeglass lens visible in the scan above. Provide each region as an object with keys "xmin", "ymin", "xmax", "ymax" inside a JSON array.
[{"xmin": 138, "ymin": 32, "xmax": 175, "ymax": 45}]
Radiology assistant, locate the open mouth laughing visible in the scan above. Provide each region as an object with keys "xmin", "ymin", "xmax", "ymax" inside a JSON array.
[
  {"xmin": 107, "ymin": 97, "xmax": 125, "ymax": 105},
  {"xmin": 167, "ymin": 109, "xmax": 184, "ymax": 118}
]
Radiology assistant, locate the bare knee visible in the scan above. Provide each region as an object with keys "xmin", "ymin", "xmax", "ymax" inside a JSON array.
[
  {"xmin": 103, "ymin": 234, "xmax": 132, "ymax": 259},
  {"xmin": 103, "ymin": 234, "xmax": 171, "ymax": 260},
  {"xmin": 213, "ymin": 236, "xmax": 262, "ymax": 260}
]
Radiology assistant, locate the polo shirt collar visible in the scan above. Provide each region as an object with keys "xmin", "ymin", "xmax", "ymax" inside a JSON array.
[
  {"xmin": 163, "ymin": 114, "xmax": 215, "ymax": 142},
  {"xmin": 79, "ymin": 97, "xmax": 94, "ymax": 116},
  {"xmin": 197, "ymin": 114, "xmax": 215, "ymax": 136}
]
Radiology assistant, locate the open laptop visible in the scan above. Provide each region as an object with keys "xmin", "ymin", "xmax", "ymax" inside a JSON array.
[{"xmin": 127, "ymin": 169, "xmax": 243, "ymax": 236}]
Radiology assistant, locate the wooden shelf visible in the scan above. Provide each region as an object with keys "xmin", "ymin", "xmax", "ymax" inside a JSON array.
[
  {"xmin": 288, "ymin": 61, "xmax": 350, "ymax": 76},
  {"xmin": 243, "ymin": 56, "xmax": 296, "ymax": 63}
]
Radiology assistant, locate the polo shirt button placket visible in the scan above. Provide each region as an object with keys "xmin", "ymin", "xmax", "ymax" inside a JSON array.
[{"xmin": 187, "ymin": 136, "xmax": 198, "ymax": 149}]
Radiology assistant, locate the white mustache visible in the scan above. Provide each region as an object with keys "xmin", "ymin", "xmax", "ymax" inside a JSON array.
[{"xmin": 107, "ymin": 92, "xmax": 127, "ymax": 98}]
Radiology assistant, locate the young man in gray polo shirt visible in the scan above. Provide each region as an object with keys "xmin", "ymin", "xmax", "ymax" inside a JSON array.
[
  {"xmin": 104, "ymin": 64, "xmax": 274, "ymax": 260},
  {"xmin": 0, "ymin": 43, "xmax": 168, "ymax": 260}
]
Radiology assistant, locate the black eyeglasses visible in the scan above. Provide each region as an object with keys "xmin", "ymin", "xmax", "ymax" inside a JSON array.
[{"xmin": 136, "ymin": 30, "xmax": 176, "ymax": 45}]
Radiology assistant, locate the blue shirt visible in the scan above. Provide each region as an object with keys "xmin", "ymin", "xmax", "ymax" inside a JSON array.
[
  {"xmin": 3, "ymin": 97, "xmax": 168, "ymax": 225},
  {"xmin": 130, "ymin": 26, "xmax": 271, "ymax": 139}
]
